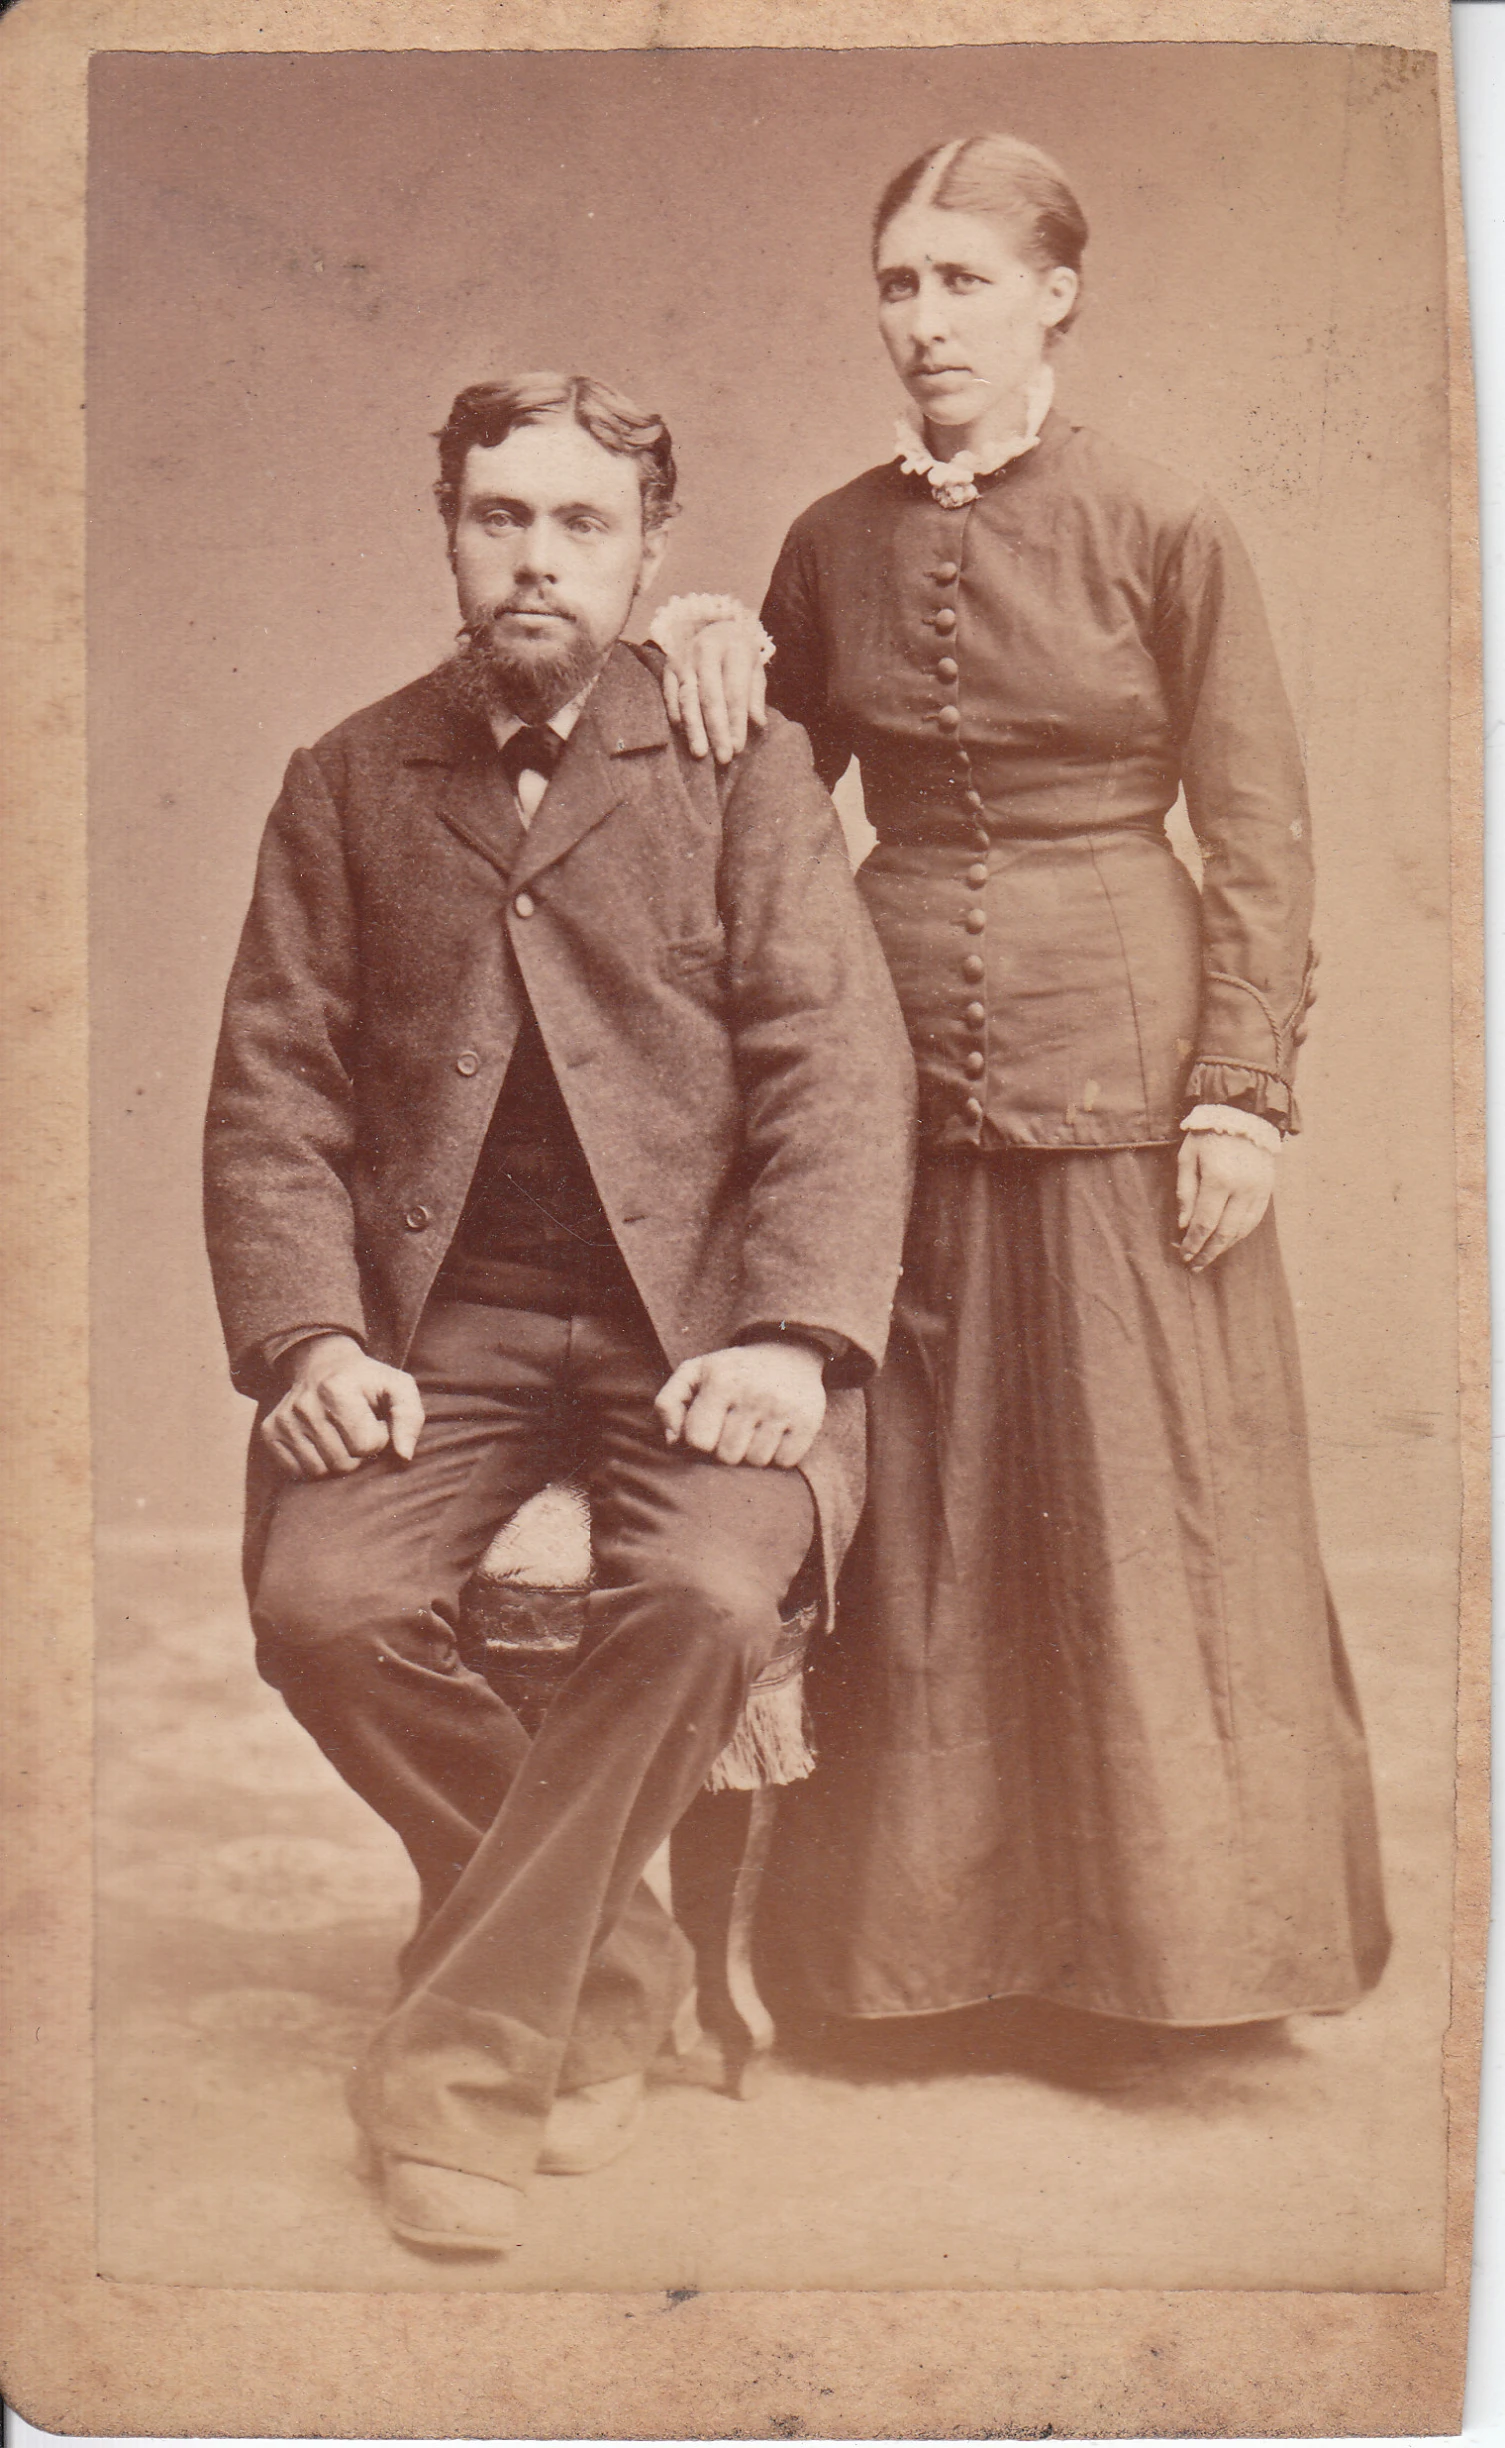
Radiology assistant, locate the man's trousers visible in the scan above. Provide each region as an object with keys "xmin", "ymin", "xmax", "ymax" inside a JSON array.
[{"xmin": 250, "ymin": 1297, "xmax": 816, "ymax": 2188}]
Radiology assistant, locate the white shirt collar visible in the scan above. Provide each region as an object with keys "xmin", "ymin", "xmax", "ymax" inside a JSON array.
[
  {"xmin": 894, "ymin": 364, "xmax": 1055, "ymax": 508},
  {"xmin": 486, "ymin": 675, "xmax": 597, "ymax": 756}
]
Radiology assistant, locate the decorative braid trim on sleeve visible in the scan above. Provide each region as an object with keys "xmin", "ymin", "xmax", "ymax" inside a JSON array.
[{"xmin": 1203, "ymin": 944, "xmax": 1320, "ymax": 1074}]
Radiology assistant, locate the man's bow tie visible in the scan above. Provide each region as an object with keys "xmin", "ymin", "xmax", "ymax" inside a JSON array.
[{"xmin": 499, "ymin": 725, "xmax": 564, "ymax": 794}]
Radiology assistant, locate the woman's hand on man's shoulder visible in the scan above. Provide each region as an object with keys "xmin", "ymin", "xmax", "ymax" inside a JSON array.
[{"xmin": 649, "ymin": 596, "xmax": 771, "ymax": 765}]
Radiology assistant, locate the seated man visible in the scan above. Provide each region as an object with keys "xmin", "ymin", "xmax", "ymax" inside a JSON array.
[{"xmin": 203, "ymin": 371, "xmax": 916, "ymax": 2254}]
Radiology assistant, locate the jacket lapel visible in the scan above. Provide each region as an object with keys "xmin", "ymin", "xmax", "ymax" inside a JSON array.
[
  {"xmin": 398, "ymin": 676, "xmax": 528, "ymax": 883},
  {"xmin": 432, "ymin": 752, "xmax": 528, "ymax": 881},
  {"xmin": 509, "ymin": 644, "xmax": 671, "ymax": 889}
]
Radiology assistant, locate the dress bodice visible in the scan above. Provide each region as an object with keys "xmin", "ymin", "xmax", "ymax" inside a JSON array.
[{"xmin": 762, "ymin": 412, "xmax": 1315, "ymax": 1149}]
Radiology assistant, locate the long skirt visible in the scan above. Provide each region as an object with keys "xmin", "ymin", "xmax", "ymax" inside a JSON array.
[{"xmin": 772, "ymin": 1145, "xmax": 1392, "ymax": 2027}]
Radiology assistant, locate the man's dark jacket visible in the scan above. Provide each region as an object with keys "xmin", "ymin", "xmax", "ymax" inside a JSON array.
[{"xmin": 204, "ymin": 641, "xmax": 917, "ymax": 1593}]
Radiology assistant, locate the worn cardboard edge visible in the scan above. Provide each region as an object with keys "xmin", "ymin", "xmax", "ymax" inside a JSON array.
[
  {"xmin": 1440, "ymin": 0, "xmax": 1491, "ymax": 2394},
  {"xmin": 0, "ymin": 0, "xmax": 1482, "ymax": 2434}
]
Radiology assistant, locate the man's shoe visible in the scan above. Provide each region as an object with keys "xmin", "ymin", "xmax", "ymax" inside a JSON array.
[
  {"xmin": 381, "ymin": 2155, "xmax": 524, "ymax": 2253},
  {"xmin": 538, "ymin": 2071, "xmax": 646, "ymax": 2175}
]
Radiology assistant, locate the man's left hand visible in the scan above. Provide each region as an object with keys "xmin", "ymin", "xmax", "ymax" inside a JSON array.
[{"xmin": 655, "ymin": 1341, "xmax": 826, "ymax": 1469}]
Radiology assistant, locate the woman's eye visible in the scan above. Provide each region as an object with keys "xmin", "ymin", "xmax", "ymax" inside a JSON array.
[
  {"xmin": 947, "ymin": 271, "xmax": 987, "ymax": 293},
  {"xmin": 878, "ymin": 276, "xmax": 914, "ymax": 304}
]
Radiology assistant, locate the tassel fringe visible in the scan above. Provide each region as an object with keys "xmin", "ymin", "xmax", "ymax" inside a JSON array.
[
  {"xmin": 706, "ymin": 1601, "xmax": 819, "ymax": 1790},
  {"xmin": 705, "ymin": 1655, "xmax": 816, "ymax": 1791}
]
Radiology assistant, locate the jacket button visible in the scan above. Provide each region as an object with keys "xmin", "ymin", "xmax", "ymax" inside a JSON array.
[
  {"xmin": 455, "ymin": 1051, "xmax": 480, "ymax": 1077},
  {"xmin": 937, "ymin": 656, "xmax": 958, "ymax": 681},
  {"xmin": 964, "ymin": 1096, "xmax": 984, "ymax": 1123},
  {"xmin": 934, "ymin": 561, "xmax": 959, "ymax": 583},
  {"xmin": 964, "ymin": 907, "xmax": 986, "ymax": 933},
  {"xmin": 513, "ymin": 891, "xmax": 536, "ymax": 918},
  {"xmin": 964, "ymin": 789, "xmax": 984, "ymax": 810},
  {"xmin": 404, "ymin": 1205, "xmax": 431, "ymax": 1231},
  {"xmin": 962, "ymin": 953, "xmax": 985, "ymax": 982},
  {"xmin": 937, "ymin": 704, "xmax": 961, "ymax": 731},
  {"xmin": 965, "ymin": 1001, "xmax": 987, "ymax": 1028},
  {"xmin": 934, "ymin": 607, "xmax": 957, "ymax": 634},
  {"xmin": 965, "ymin": 1050, "xmax": 986, "ymax": 1078},
  {"xmin": 966, "ymin": 863, "xmax": 988, "ymax": 887}
]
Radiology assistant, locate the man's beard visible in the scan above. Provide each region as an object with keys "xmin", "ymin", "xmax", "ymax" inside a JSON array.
[{"xmin": 444, "ymin": 604, "xmax": 606, "ymax": 727}]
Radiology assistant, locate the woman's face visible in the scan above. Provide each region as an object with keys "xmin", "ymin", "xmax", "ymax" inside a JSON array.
[{"xmin": 875, "ymin": 202, "xmax": 1077, "ymax": 434}]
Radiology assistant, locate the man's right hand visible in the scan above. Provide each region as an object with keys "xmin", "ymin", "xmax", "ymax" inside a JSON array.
[{"xmin": 261, "ymin": 1333, "xmax": 425, "ymax": 1479}]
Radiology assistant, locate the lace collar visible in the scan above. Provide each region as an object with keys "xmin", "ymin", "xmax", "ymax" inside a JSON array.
[{"xmin": 894, "ymin": 366, "xmax": 1055, "ymax": 508}]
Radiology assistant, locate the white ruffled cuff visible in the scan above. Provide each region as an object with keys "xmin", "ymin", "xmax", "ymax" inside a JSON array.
[
  {"xmin": 646, "ymin": 593, "xmax": 775, "ymax": 666},
  {"xmin": 1180, "ymin": 1104, "xmax": 1284, "ymax": 1156}
]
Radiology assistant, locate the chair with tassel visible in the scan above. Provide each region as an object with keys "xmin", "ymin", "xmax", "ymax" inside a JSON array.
[{"xmin": 457, "ymin": 1481, "xmax": 818, "ymax": 2097}]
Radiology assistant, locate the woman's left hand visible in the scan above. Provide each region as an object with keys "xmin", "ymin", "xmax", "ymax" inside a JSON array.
[
  {"xmin": 1176, "ymin": 1133, "xmax": 1277, "ymax": 1270},
  {"xmin": 662, "ymin": 619, "xmax": 769, "ymax": 765}
]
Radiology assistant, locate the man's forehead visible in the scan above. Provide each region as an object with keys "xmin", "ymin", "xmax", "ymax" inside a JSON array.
[{"xmin": 459, "ymin": 418, "xmax": 638, "ymax": 506}]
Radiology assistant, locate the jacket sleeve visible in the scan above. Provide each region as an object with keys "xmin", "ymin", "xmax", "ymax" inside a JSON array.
[
  {"xmin": 1154, "ymin": 497, "xmax": 1317, "ymax": 1131},
  {"xmin": 712, "ymin": 714, "xmax": 917, "ymax": 1383},
  {"xmin": 760, "ymin": 521, "xmax": 859, "ymax": 793},
  {"xmin": 203, "ymin": 745, "xmax": 368, "ymax": 1399}
]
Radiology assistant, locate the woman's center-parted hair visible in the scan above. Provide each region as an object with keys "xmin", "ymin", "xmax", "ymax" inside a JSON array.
[
  {"xmin": 434, "ymin": 373, "xmax": 679, "ymax": 538},
  {"xmin": 873, "ymin": 133, "xmax": 1089, "ymax": 337}
]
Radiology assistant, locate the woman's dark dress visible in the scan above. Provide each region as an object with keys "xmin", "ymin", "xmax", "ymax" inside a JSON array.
[{"xmin": 761, "ymin": 408, "xmax": 1391, "ymax": 2025}]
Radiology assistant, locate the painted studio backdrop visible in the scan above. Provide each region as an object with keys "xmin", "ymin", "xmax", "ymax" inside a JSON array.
[{"xmin": 88, "ymin": 46, "xmax": 1456, "ymax": 2289}]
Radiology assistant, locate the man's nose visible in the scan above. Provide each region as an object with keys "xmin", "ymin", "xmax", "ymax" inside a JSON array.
[{"xmin": 512, "ymin": 520, "xmax": 558, "ymax": 581}]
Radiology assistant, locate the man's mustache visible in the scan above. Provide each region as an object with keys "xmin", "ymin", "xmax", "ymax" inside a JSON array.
[{"xmin": 462, "ymin": 598, "xmax": 579, "ymax": 639}]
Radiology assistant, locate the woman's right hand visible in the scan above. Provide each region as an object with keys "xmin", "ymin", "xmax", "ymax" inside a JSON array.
[{"xmin": 662, "ymin": 618, "xmax": 769, "ymax": 765}]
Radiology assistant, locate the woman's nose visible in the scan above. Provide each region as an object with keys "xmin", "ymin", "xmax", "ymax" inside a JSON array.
[{"xmin": 911, "ymin": 280, "xmax": 951, "ymax": 348}]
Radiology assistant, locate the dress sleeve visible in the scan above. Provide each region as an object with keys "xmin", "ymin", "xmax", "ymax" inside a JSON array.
[
  {"xmin": 1153, "ymin": 497, "xmax": 1317, "ymax": 1131},
  {"xmin": 760, "ymin": 521, "xmax": 857, "ymax": 793}
]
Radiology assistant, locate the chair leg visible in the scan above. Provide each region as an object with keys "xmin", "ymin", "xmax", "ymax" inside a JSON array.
[
  {"xmin": 669, "ymin": 1787, "xmax": 781, "ymax": 2098},
  {"xmin": 719, "ymin": 1788, "xmax": 779, "ymax": 2097},
  {"xmin": 668, "ymin": 1986, "xmax": 707, "ymax": 2062}
]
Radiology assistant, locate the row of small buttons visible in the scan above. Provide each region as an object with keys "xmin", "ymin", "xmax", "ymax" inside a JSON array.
[{"xmin": 926, "ymin": 546, "xmax": 992, "ymax": 1133}]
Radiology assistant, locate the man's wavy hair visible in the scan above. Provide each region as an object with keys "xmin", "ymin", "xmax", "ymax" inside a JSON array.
[{"xmin": 434, "ymin": 373, "xmax": 679, "ymax": 538}]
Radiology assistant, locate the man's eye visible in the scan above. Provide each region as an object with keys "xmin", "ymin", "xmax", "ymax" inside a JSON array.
[
  {"xmin": 480, "ymin": 512, "xmax": 518, "ymax": 531},
  {"xmin": 947, "ymin": 271, "xmax": 987, "ymax": 292},
  {"xmin": 878, "ymin": 276, "xmax": 914, "ymax": 303},
  {"xmin": 567, "ymin": 518, "xmax": 603, "ymax": 537}
]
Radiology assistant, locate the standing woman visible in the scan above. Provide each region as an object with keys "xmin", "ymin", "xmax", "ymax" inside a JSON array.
[{"xmin": 656, "ymin": 133, "xmax": 1389, "ymax": 2028}]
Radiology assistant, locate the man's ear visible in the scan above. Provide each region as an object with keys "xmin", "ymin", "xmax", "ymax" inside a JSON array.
[{"xmin": 636, "ymin": 525, "xmax": 669, "ymax": 597}]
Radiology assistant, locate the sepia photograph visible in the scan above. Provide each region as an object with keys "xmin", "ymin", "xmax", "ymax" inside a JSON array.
[
  {"xmin": 0, "ymin": 0, "xmax": 1484, "ymax": 2430},
  {"xmin": 78, "ymin": 37, "xmax": 1469, "ymax": 2309}
]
